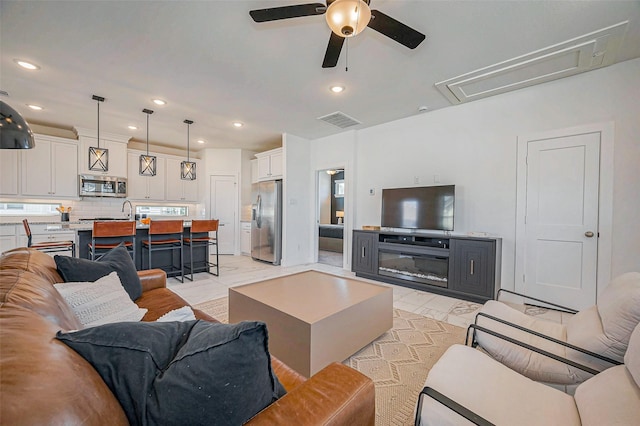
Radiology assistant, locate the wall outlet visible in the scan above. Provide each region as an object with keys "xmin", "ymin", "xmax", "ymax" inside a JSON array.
[
  {"xmin": 369, "ymin": 188, "xmax": 375, "ymax": 196},
  {"xmin": 433, "ymin": 174, "xmax": 440, "ymax": 183},
  {"xmin": 414, "ymin": 176, "xmax": 420, "ymax": 184}
]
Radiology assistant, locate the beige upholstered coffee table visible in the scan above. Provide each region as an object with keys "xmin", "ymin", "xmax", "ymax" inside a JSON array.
[{"xmin": 229, "ymin": 271, "xmax": 393, "ymax": 377}]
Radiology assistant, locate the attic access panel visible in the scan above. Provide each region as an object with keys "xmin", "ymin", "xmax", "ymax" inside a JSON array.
[{"xmin": 436, "ymin": 21, "xmax": 629, "ymax": 104}]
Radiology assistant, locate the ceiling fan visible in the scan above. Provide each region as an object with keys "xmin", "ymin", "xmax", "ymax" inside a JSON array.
[{"xmin": 249, "ymin": 0, "xmax": 426, "ymax": 68}]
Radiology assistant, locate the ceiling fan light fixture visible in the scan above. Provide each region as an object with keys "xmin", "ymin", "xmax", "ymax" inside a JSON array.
[
  {"xmin": 0, "ymin": 101, "xmax": 35, "ymax": 149},
  {"xmin": 326, "ymin": 0, "xmax": 371, "ymax": 37}
]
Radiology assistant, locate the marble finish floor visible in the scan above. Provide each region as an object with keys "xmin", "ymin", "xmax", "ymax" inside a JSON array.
[{"xmin": 168, "ymin": 255, "xmax": 569, "ymax": 329}]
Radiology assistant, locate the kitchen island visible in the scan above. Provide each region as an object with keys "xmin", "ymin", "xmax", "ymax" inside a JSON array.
[{"xmin": 77, "ymin": 223, "xmax": 209, "ymax": 277}]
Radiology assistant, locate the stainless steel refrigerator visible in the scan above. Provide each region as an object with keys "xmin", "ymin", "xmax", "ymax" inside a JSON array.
[{"xmin": 251, "ymin": 180, "xmax": 282, "ymax": 265}]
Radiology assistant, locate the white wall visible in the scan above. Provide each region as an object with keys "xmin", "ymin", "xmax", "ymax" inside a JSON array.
[
  {"xmin": 240, "ymin": 149, "xmax": 257, "ymax": 221},
  {"xmin": 282, "ymin": 133, "xmax": 312, "ymax": 266},
  {"xmin": 298, "ymin": 58, "xmax": 640, "ymax": 291},
  {"xmin": 202, "ymin": 148, "xmax": 242, "ymax": 253},
  {"xmin": 309, "ymin": 131, "xmax": 357, "ymax": 267}
]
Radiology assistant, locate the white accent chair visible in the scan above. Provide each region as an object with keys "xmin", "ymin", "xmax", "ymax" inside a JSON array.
[
  {"xmin": 470, "ymin": 272, "xmax": 640, "ymax": 385},
  {"xmin": 415, "ymin": 322, "xmax": 640, "ymax": 425}
]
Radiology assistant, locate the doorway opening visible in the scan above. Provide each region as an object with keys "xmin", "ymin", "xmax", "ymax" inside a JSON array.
[{"xmin": 316, "ymin": 168, "xmax": 345, "ymax": 268}]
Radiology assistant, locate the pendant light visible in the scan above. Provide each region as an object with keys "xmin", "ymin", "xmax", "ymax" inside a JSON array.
[
  {"xmin": 0, "ymin": 100, "xmax": 35, "ymax": 149},
  {"xmin": 139, "ymin": 108, "xmax": 156, "ymax": 176},
  {"xmin": 181, "ymin": 119, "xmax": 196, "ymax": 180},
  {"xmin": 88, "ymin": 95, "xmax": 108, "ymax": 171}
]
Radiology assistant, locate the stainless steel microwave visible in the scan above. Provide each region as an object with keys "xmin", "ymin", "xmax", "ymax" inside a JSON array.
[{"xmin": 79, "ymin": 175, "xmax": 127, "ymax": 198}]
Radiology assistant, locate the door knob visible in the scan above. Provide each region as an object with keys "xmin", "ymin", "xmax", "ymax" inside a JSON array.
[{"xmin": 585, "ymin": 231, "xmax": 594, "ymax": 238}]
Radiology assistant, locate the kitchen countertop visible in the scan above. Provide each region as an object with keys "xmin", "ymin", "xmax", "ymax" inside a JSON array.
[{"xmin": 1, "ymin": 219, "xmax": 194, "ymax": 232}]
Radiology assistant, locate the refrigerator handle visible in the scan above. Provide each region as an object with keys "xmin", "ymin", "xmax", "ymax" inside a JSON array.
[{"xmin": 256, "ymin": 195, "xmax": 262, "ymax": 228}]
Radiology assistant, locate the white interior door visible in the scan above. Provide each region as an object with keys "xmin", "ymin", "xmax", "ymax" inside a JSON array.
[
  {"xmin": 210, "ymin": 175, "xmax": 238, "ymax": 255},
  {"xmin": 516, "ymin": 131, "xmax": 601, "ymax": 310}
]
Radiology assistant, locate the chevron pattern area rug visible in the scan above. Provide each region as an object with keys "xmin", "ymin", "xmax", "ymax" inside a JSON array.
[{"xmin": 193, "ymin": 297, "xmax": 466, "ymax": 426}]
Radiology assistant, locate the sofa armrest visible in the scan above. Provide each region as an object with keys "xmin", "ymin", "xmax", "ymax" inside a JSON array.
[
  {"xmin": 137, "ymin": 269, "xmax": 167, "ymax": 292},
  {"xmin": 247, "ymin": 362, "xmax": 375, "ymax": 426}
]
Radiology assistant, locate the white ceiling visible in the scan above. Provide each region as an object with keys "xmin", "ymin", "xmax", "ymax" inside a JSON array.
[{"xmin": 2, "ymin": 1, "xmax": 639, "ymax": 153}]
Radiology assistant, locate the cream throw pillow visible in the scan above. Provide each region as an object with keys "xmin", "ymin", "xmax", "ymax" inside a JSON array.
[
  {"xmin": 54, "ymin": 271, "xmax": 147, "ymax": 328},
  {"xmin": 156, "ymin": 306, "xmax": 196, "ymax": 322}
]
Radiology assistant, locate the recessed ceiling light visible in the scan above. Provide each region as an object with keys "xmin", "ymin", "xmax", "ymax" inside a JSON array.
[
  {"xmin": 330, "ymin": 85, "xmax": 345, "ymax": 93},
  {"xmin": 14, "ymin": 59, "xmax": 40, "ymax": 70},
  {"xmin": 27, "ymin": 104, "xmax": 43, "ymax": 111},
  {"xmin": 128, "ymin": 125, "xmax": 138, "ymax": 130},
  {"xmin": 197, "ymin": 139, "xmax": 205, "ymax": 144},
  {"xmin": 233, "ymin": 121, "xmax": 244, "ymax": 128},
  {"xmin": 152, "ymin": 99, "xmax": 166, "ymax": 106}
]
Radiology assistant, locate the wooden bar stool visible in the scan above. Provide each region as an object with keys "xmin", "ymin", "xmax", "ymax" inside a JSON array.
[
  {"xmin": 89, "ymin": 221, "xmax": 136, "ymax": 261},
  {"xmin": 22, "ymin": 219, "xmax": 76, "ymax": 257},
  {"xmin": 184, "ymin": 219, "xmax": 219, "ymax": 281},
  {"xmin": 140, "ymin": 220, "xmax": 184, "ymax": 282}
]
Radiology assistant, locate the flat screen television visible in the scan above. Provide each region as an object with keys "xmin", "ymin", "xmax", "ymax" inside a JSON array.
[{"xmin": 381, "ymin": 185, "xmax": 455, "ymax": 231}]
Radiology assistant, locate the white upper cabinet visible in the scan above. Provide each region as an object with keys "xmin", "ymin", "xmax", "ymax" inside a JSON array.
[
  {"xmin": 20, "ymin": 134, "xmax": 78, "ymax": 198},
  {"xmin": 255, "ymin": 148, "xmax": 283, "ymax": 181},
  {"xmin": 166, "ymin": 158, "xmax": 199, "ymax": 202},
  {"xmin": 0, "ymin": 149, "xmax": 19, "ymax": 196},
  {"xmin": 76, "ymin": 127, "xmax": 130, "ymax": 177},
  {"xmin": 127, "ymin": 152, "xmax": 166, "ymax": 201}
]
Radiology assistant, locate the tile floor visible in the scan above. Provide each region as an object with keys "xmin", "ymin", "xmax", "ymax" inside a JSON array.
[
  {"xmin": 168, "ymin": 254, "xmax": 488, "ymax": 329},
  {"xmin": 168, "ymin": 254, "xmax": 569, "ymax": 329}
]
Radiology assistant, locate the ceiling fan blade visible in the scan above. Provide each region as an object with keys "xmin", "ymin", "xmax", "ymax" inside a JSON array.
[
  {"xmin": 322, "ymin": 32, "xmax": 345, "ymax": 68},
  {"xmin": 368, "ymin": 10, "xmax": 425, "ymax": 49},
  {"xmin": 250, "ymin": 3, "xmax": 326, "ymax": 22}
]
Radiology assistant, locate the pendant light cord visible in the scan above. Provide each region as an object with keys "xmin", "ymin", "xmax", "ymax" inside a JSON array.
[
  {"xmin": 146, "ymin": 113, "xmax": 149, "ymax": 156},
  {"xmin": 345, "ymin": 37, "xmax": 349, "ymax": 72},
  {"xmin": 96, "ymin": 100, "xmax": 100, "ymax": 149}
]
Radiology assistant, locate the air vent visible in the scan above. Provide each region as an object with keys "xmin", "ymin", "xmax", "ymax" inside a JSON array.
[
  {"xmin": 318, "ymin": 111, "xmax": 362, "ymax": 129},
  {"xmin": 436, "ymin": 21, "xmax": 629, "ymax": 104}
]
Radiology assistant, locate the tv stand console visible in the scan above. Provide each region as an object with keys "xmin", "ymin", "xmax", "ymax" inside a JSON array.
[{"xmin": 352, "ymin": 230, "xmax": 501, "ymax": 304}]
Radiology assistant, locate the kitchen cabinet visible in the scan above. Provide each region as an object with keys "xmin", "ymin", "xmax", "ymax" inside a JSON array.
[
  {"xmin": 16, "ymin": 224, "xmax": 76, "ymax": 257},
  {"xmin": 0, "ymin": 225, "xmax": 17, "ymax": 253},
  {"xmin": 0, "ymin": 150, "xmax": 19, "ymax": 196},
  {"xmin": 20, "ymin": 135, "xmax": 78, "ymax": 198},
  {"xmin": 76, "ymin": 127, "xmax": 130, "ymax": 178},
  {"xmin": 255, "ymin": 148, "xmax": 283, "ymax": 181},
  {"xmin": 241, "ymin": 221, "xmax": 251, "ymax": 255},
  {"xmin": 165, "ymin": 158, "xmax": 199, "ymax": 202},
  {"xmin": 127, "ymin": 152, "xmax": 166, "ymax": 200}
]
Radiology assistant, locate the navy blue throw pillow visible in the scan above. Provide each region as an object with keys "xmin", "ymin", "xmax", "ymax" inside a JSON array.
[
  {"xmin": 54, "ymin": 245, "xmax": 142, "ymax": 301},
  {"xmin": 56, "ymin": 320, "xmax": 286, "ymax": 426}
]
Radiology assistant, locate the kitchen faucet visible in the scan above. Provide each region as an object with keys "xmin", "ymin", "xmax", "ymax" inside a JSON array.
[{"xmin": 122, "ymin": 200, "xmax": 133, "ymax": 219}]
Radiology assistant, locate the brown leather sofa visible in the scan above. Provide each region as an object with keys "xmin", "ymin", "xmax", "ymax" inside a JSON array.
[{"xmin": 0, "ymin": 248, "xmax": 375, "ymax": 425}]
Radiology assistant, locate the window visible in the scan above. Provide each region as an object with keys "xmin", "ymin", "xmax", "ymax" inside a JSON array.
[
  {"xmin": 135, "ymin": 205, "xmax": 188, "ymax": 217},
  {"xmin": 0, "ymin": 202, "xmax": 61, "ymax": 216}
]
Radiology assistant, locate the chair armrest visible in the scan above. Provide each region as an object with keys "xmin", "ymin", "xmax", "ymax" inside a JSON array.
[
  {"xmin": 466, "ymin": 323, "xmax": 608, "ymax": 375},
  {"xmin": 137, "ymin": 269, "xmax": 167, "ymax": 292},
  {"xmin": 495, "ymin": 289, "xmax": 578, "ymax": 314},
  {"xmin": 414, "ymin": 387, "xmax": 494, "ymax": 426},
  {"xmin": 470, "ymin": 313, "xmax": 622, "ymax": 367},
  {"xmin": 246, "ymin": 362, "xmax": 375, "ymax": 426}
]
